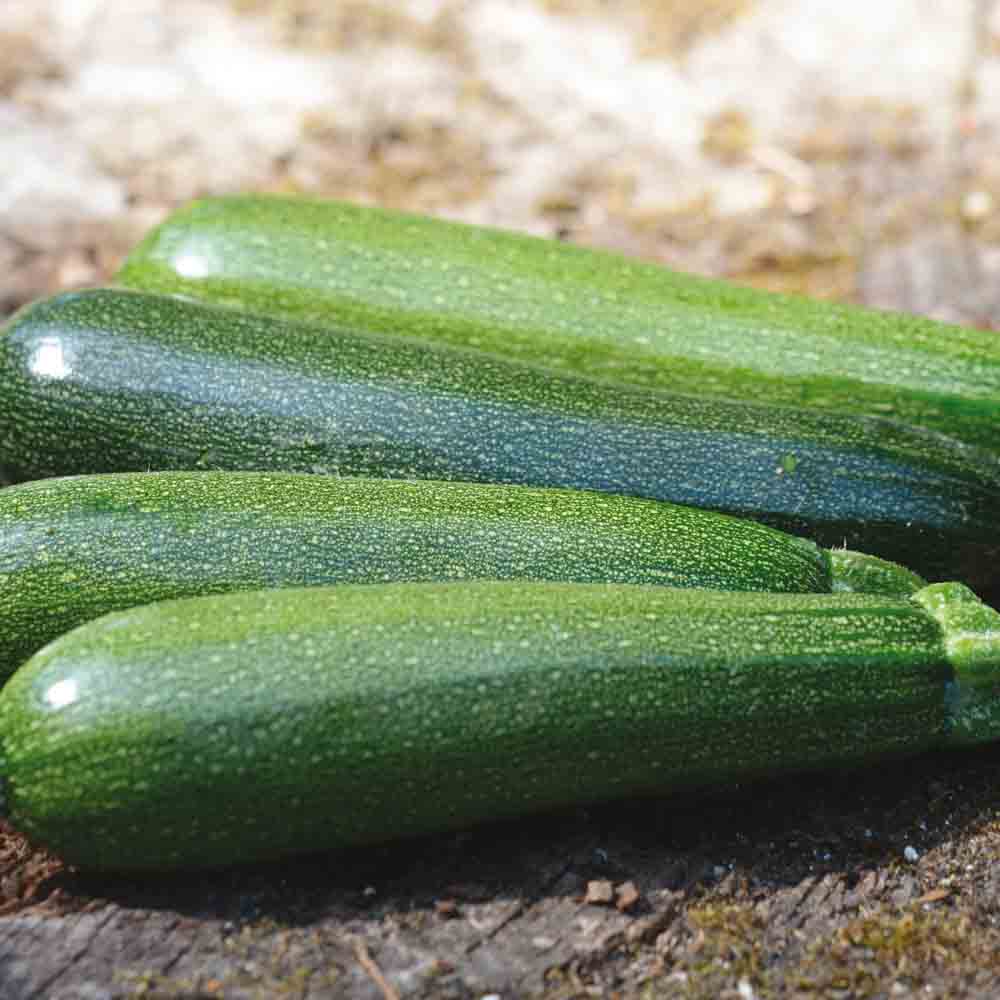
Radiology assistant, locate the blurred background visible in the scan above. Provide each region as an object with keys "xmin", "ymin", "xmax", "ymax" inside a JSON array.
[{"xmin": 5, "ymin": 0, "xmax": 1000, "ymax": 333}]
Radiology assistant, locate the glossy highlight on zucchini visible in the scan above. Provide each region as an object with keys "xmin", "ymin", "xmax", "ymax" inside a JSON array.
[
  {"xmin": 1, "ymin": 289, "xmax": 997, "ymax": 586},
  {"xmin": 0, "ymin": 469, "xmax": 921, "ymax": 681},
  {"xmin": 1, "ymin": 580, "xmax": 997, "ymax": 871},
  {"xmin": 116, "ymin": 194, "xmax": 1000, "ymax": 457}
]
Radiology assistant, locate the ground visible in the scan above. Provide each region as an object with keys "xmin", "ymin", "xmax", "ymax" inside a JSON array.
[{"xmin": 2, "ymin": 2, "xmax": 1000, "ymax": 997}]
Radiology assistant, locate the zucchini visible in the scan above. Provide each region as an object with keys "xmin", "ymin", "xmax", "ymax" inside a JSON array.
[
  {"xmin": 1, "ymin": 580, "xmax": 997, "ymax": 870},
  {"xmin": 1, "ymin": 469, "xmax": 920, "ymax": 682},
  {"xmin": 1, "ymin": 289, "xmax": 998, "ymax": 586},
  {"xmin": 116, "ymin": 194, "xmax": 1000, "ymax": 458}
]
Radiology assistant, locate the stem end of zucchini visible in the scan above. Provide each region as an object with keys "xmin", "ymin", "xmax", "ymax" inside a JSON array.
[
  {"xmin": 827, "ymin": 549, "xmax": 928, "ymax": 597},
  {"xmin": 913, "ymin": 582, "xmax": 1000, "ymax": 747}
]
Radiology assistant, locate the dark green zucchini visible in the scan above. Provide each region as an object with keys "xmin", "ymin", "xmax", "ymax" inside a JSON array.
[
  {"xmin": 1, "ymin": 580, "xmax": 997, "ymax": 870},
  {"xmin": 0, "ymin": 469, "xmax": 922, "ymax": 681},
  {"xmin": 115, "ymin": 194, "xmax": 1000, "ymax": 457},
  {"xmin": 1, "ymin": 289, "xmax": 997, "ymax": 586}
]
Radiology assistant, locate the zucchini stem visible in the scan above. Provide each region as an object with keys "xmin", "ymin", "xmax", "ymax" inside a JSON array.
[
  {"xmin": 912, "ymin": 582, "xmax": 1000, "ymax": 746},
  {"xmin": 827, "ymin": 549, "xmax": 928, "ymax": 597}
]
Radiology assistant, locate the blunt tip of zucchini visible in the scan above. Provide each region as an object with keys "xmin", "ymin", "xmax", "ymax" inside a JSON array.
[{"xmin": 912, "ymin": 582, "xmax": 1000, "ymax": 746}]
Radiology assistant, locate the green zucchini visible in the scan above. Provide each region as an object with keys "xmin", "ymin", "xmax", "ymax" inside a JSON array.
[
  {"xmin": 1, "ymin": 289, "xmax": 998, "ymax": 586},
  {"xmin": 2, "ymin": 580, "xmax": 997, "ymax": 870},
  {"xmin": 116, "ymin": 194, "xmax": 1000, "ymax": 458},
  {"xmin": 0, "ymin": 469, "xmax": 922, "ymax": 682}
]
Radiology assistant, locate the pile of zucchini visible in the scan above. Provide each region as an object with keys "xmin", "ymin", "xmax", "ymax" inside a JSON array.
[{"xmin": 0, "ymin": 195, "xmax": 998, "ymax": 871}]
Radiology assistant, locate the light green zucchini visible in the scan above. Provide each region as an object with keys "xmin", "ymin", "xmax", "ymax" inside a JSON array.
[
  {"xmin": 1, "ymin": 580, "xmax": 997, "ymax": 870},
  {"xmin": 0, "ymin": 470, "xmax": 925, "ymax": 681},
  {"xmin": 1, "ymin": 289, "xmax": 997, "ymax": 587},
  {"xmin": 115, "ymin": 194, "xmax": 1000, "ymax": 458}
]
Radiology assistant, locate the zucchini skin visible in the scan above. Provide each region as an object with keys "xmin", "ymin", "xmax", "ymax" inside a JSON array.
[
  {"xmin": 2, "ymin": 580, "xmax": 996, "ymax": 871},
  {"xmin": 0, "ymin": 469, "xmax": 855, "ymax": 680},
  {"xmin": 116, "ymin": 194, "xmax": 1000, "ymax": 457},
  {"xmin": 1, "ymin": 289, "xmax": 998, "ymax": 586}
]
